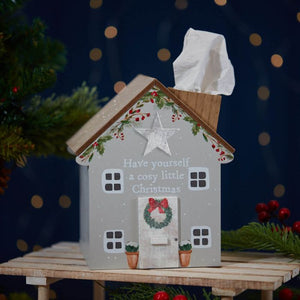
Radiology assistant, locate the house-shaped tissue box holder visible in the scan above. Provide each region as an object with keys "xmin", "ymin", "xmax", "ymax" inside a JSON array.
[{"xmin": 67, "ymin": 74, "xmax": 235, "ymax": 270}]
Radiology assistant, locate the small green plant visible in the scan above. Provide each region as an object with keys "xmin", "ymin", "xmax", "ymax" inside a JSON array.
[
  {"xmin": 179, "ymin": 240, "xmax": 192, "ymax": 251},
  {"xmin": 125, "ymin": 242, "xmax": 139, "ymax": 253}
]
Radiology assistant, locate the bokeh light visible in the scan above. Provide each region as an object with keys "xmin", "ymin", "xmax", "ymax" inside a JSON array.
[
  {"xmin": 257, "ymin": 86, "xmax": 270, "ymax": 101},
  {"xmin": 104, "ymin": 26, "xmax": 118, "ymax": 39},
  {"xmin": 271, "ymin": 54, "xmax": 283, "ymax": 68},
  {"xmin": 31, "ymin": 194, "xmax": 43, "ymax": 209},
  {"xmin": 297, "ymin": 12, "xmax": 300, "ymax": 22},
  {"xmin": 249, "ymin": 33, "xmax": 262, "ymax": 46},
  {"xmin": 175, "ymin": 0, "xmax": 188, "ymax": 10},
  {"xmin": 59, "ymin": 195, "xmax": 71, "ymax": 208},
  {"xmin": 114, "ymin": 81, "xmax": 126, "ymax": 93},
  {"xmin": 33, "ymin": 244, "xmax": 42, "ymax": 252},
  {"xmin": 49, "ymin": 289, "xmax": 57, "ymax": 299},
  {"xmin": 157, "ymin": 48, "xmax": 171, "ymax": 61},
  {"xmin": 89, "ymin": 48, "xmax": 102, "ymax": 61},
  {"xmin": 214, "ymin": 0, "xmax": 227, "ymax": 6},
  {"xmin": 16, "ymin": 239, "xmax": 28, "ymax": 252},
  {"xmin": 273, "ymin": 184, "xmax": 285, "ymax": 198},
  {"xmin": 89, "ymin": 0, "xmax": 102, "ymax": 9},
  {"xmin": 258, "ymin": 132, "xmax": 271, "ymax": 146}
]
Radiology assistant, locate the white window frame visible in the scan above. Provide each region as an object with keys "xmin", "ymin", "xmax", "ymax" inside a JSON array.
[
  {"xmin": 102, "ymin": 169, "xmax": 124, "ymax": 194},
  {"xmin": 191, "ymin": 226, "xmax": 211, "ymax": 248},
  {"xmin": 188, "ymin": 167, "xmax": 209, "ymax": 191},
  {"xmin": 103, "ymin": 229, "xmax": 125, "ymax": 253}
]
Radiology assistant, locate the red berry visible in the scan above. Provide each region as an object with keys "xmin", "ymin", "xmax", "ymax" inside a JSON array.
[
  {"xmin": 255, "ymin": 203, "xmax": 269, "ymax": 213},
  {"xmin": 146, "ymin": 113, "xmax": 150, "ymax": 117},
  {"xmin": 136, "ymin": 109, "xmax": 140, "ymax": 113},
  {"xmin": 150, "ymin": 98, "xmax": 154, "ymax": 103},
  {"xmin": 292, "ymin": 221, "xmax": 300, "ymax": 234},
  {"xmin": 258, "ymin": 211, "xmax": 270, "ymax": 223},
  {"xmin": 279, "ymin": 288, "xmax": 293, "ymax": 300},
  {"xmin": 267, "ymin": 200, "xmax": 280, "ymax": 212},
  {"xmin": 153, "ymin": 291, "xmax": 169, "ymax": 300},
  {"xmin": 12, "ymin": 86, "xmax": 18, "ymax": 93},
  {"xmin": 278, "ymin": 208, "xmax": 291, "ymax": 221},
  {"xmin": 151, "ymin": 91, "xmax": 158, "ymax": 97},
  {"xmin": 212, "ymin": 144, "xmax": 216, "ymax": 149},
  {"xmin": 173, "ymin": 295, "xmax": 188, "ymax": 300}
]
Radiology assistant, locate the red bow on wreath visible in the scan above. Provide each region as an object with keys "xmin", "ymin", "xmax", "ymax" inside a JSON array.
[{"xmin": 148, "ymin": 198, "xmax": 169, "ymax": 214}]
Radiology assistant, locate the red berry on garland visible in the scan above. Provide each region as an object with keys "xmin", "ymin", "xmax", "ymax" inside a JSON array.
[
  {"xmin": 173, "ymin": 295, "xmax": 188, "ymax": 300},
  {"xmin": 258, "ymin": 211, "xmax": 270, "ymax": 223},
  {"xmin": 151, "ymin": 91, "xmax": 158, "ymax": 97},
  {"xmin": 292, "ymin": 221, "xmax": 300, "ymax": 234},
  {"xmin": 153, "ymin": 291, "xmax": 170, "ymax": 300},
  {"xmin": 135, "ymin": 117, "xmax": 140, "ymax": 121},
  {"xmin": 267, "ymin": 200, "xmax": 279, "ymax": 212},
  {"xmin": 278, "ymin": 208, "xmax": 291, "ymax": 221},
  {"xmin": 278, "ymin": 288, "xmax": 293, "ymax": 300},
  {"xmin": 255, "ymin": 203, "xmax": 269, "ymax": 213},
  {"xmin": 12, "ymin": 86, "xmax": 19, "ymax": 93}
]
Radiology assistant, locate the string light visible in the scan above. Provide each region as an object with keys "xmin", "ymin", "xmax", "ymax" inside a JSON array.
[
  {"xmin": 104, "ymin": 26, "xmax": 118, "ymax": 39},
  {"xmin": 59, "ymin": 195, "xmax": 71, "ymax": 208},
  {"xmin": 273, "ymin": 184, "xmax": 285, "ymax": 198},
  {"xmin": 157, "ymin": 48, "xmax": 171, "ymax": 61},
  {"xmin": 257, "ymin": 86, "xmax": 270, "ymax": 101},
  {"xmin": 297, "ymin": 12, "xmax": 300, "ymax": 22},
  {"xmin": 214, "ymin": 0, "xmax": 227, "ymax": 6},
  {"xmin": 89, "ymin": 0, "xmax": 102, "ymax": 9},
  {"xmin": 31, "ymin": 194, "xmax": 43, "ymax": 209},
  {"xmin": 271, "ymin": 54, "xmax": 283, "ymax": 68},
  {"xmin": 258, "ymin": 132, "xmax": 270, "ymax": 146},
  {"xmin": 249, "ymin": 33, "xmax": 262, "ymax": 46},
  {"xmin": 175, "ymin": 0, "xmax": 188, "ymax": 10},
  {"xmin": 16, "ymin": 239, "xmax": 28, "ymax": 252},
  {"xmin": 89, "ymin": 48, "xmax": 102, "ymax": 61},
  {"xmin": 114, "ymin": 81, "xmax": 126, "ymax": 93}
]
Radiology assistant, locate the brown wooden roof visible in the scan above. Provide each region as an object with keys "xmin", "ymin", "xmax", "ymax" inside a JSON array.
[{"xmin": 67, "ymin": 74, "xmax": 235, "ymax": 156}]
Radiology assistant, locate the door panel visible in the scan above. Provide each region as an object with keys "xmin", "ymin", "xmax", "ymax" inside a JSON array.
[{"xmin": 138, "ymin": 196, "xmax": 179, "ymax": 268}]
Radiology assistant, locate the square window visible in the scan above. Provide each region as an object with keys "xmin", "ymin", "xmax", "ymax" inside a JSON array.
[
  {"xmin": 199, "ymin": 172, "xmax": 206, "ymax": 179},
  {"xmin": 190, "ymin": 180, "xmax": 198, "ymax": 187},
  {"xmin": 190, "ymin": 172, "xmax": 197, "ymax": 179},
  {"xmin": 193, "ymin": 229, "xmax": 201, "ymax": 236},
  {"xmin": 104, "ymin": 230, "xmax": 125, "ymax": 253},
  {"xmin": 115, "ymin": 242, "xmax": 122, "ymax": 249},
  {"xmin": 202, "ymin": 229, "xmax": 209, "ymax": 236},
  {"xmin": 188, "ymin": 167, "xmax": 209, "ymax": 191},
  {"xmin": 191, "ymin": 226, "xmax": 211, "ymax": 248},
  {"xmin": 199, "ymin": 180, "xmax": 206, "ymax": 187},
  {"xmin": 102, "ymin": 169, "xmax": 124, "ymax": 194},
  {"xmin": 115, "ymin": 231, "xmax": 122, "ymax": 238},
  {"xmin": 194, "ymin": 238, "xmax": 200, "ymax": 246},
  {"xmin": 202, "ymin": 238, "xmax": 209, "ymax": 246},
  {"xmin": 107, "ymin": 242, "xmax": 113, "ymax": 249},
  {"xmin": 106, "ymin": 232, "xmax": 113, "ymax": 238},
  {"xmin": 114, "ymin": 184, "xmax": 121, "ymax": 191},
  {"xmin": 106, "ymin": 173, "xmax": 112, "ymax": 180},
  {"xmin": 105, "ymin": 184, "xmax": 113, "ymax": 191}
]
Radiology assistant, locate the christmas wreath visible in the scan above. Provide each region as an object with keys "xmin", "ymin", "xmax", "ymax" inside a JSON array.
[{"xmin": 144, "ymin": 198, "xmax": 172, "ymax": 229}]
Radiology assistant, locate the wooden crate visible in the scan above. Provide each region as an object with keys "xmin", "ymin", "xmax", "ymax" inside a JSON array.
[{"xmin": 0, "ymin": 242, "xmax": 299, "ymax": 300}]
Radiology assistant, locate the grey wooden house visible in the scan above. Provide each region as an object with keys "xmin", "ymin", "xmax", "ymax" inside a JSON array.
[{"xmin": 67, "ymin": 74, "xmax": 235, "ymax": 270}]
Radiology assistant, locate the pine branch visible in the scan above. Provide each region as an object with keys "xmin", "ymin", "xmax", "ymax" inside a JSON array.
[{"xmin": 221, "ymin": 222, "xmax": 300, "ymax": 259}]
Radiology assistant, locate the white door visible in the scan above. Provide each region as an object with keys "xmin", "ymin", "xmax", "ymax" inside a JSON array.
[{"xmin": 138, "ymin": 196, "xmax": 179, "ymax": 268}]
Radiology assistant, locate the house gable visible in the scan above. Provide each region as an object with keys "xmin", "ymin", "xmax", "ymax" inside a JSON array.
[{"xmin": 66, "ymin": 75, "xmax": 235, "ymax": 164}]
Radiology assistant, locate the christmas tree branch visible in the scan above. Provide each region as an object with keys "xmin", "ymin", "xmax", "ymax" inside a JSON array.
[{"xmin": 221, "ymin": 222, "xmax": 300, "ymax": 259}]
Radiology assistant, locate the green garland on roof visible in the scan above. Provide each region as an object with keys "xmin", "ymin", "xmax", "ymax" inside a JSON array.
[{"xmin": 221, "ymin": 222, "xmax": 300, "ymax": 259}]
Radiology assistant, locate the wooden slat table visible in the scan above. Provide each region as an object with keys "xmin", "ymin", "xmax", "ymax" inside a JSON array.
[{"xmin": 0, "ymin": 242, "xmax": 299, "ymax": 300}]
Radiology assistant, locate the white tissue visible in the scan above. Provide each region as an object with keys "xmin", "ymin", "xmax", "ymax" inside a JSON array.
[{"xmin": 173, "ymin": 28, "xmax": 235, "ymax": 95}]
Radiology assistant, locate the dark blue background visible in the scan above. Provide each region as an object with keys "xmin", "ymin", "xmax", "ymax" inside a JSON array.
[{"xmin": 1, "ymin": 0, "xmax": 299, "ymax": 298}]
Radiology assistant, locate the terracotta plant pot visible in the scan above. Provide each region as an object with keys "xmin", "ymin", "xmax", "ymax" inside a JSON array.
[
  {"xmin": 179, "ymin": 250, "xmax": 192, "ymax": 267},
  {"xmin": 125, "ymin": 252, "xmax": 139, "ymax": 269}
]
